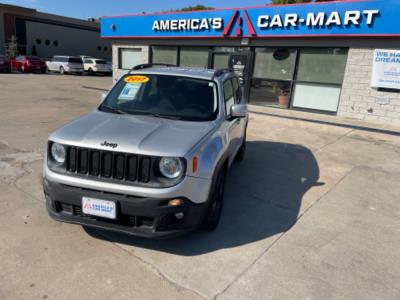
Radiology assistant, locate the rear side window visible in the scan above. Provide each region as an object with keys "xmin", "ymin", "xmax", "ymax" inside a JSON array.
[
  {"xmin": 68, "ymin": 57, "xmax": 82, "ymax": 63},
  {"xmin": 84, "ymin": 59, "xmax": 92, "ymax": 64},
  {"xmin": 223, "ymin": 80, "xmax": 235, "ymax": 117}
]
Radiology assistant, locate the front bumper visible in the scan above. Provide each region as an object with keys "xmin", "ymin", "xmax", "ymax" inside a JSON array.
[{"xmin": 44, "ymin": 178, "xmax": 208, "ymax": 238}]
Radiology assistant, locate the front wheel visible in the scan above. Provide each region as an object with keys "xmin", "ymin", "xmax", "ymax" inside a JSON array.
[
  {"xmin": 202, "ymin": 169, "xmax": 225, "ymax": 231},
  {"xmin": 59, "ymin": 66, "xmax": 65, "ymax": 75}
]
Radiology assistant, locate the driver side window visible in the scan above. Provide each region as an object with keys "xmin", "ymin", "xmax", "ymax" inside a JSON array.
[{"xmin": 223, "ymin": 80, "xmax": 235, "ymax": 118}]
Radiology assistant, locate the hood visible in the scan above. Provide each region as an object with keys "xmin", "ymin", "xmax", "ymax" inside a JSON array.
[{"xmin": 49, "ymin": 110, "xmax": 216, "ymax": 157}]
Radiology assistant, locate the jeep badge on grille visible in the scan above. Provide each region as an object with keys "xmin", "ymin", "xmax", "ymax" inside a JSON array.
[{"xmin": 100, "ymin": 141, "xmax": 118, "ymax": 149}]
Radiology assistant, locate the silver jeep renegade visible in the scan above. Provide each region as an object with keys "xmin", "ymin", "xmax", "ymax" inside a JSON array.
[{"xmin": 43, "ymin": 65, "xmax": 248, "ymax": 238}]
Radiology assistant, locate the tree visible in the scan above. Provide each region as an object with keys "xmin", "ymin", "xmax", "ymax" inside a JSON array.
[
  {"xmin": 5, "ymin": 35, "xmax": 18, "ymax": 59},
  {"xmin": 166, "ymin": 5, "xmax": 214, "ymax": 12},
  {"xmin": 178, "ymin": 5, "xmax": 214, "ymax": 11},
  {"xmin": 271, "ymin": 0, "xmax": 336, "ymax": 4}
]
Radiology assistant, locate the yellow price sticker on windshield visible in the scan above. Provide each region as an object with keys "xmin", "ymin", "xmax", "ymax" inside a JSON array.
[{"xmin": 124, "ymin": 75, "xmax": 150, "ymax": 84}]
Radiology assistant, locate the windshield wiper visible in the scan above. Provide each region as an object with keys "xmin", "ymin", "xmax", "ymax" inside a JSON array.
[
  {"xmin": 150, "ymin": 114, "xmax": 182, "ymax": 120},
  {"xmin": 100, "ymin": 104, "xmax": 126, "ymax": 115}
]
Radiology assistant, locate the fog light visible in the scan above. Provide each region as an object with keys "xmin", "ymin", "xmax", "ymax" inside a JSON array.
[
  {"xmin": 175, "ymin": 212, "xmax": 184, "ymax": 220},
  {"xmin": 168, "ymin": 199, "xmax": 184, "ymax": 207}
]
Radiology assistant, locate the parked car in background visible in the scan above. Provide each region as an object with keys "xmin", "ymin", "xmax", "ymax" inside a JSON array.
[
  {"xmin": 83, "ymin": 58, "xmax": 112, "ymax": 75},
  {"xmin": 46, "ymin": 56, "xmax": 84, "ymax": 75},
  {"xmin": 0, "ymin": 55, "xmax": 11, "ymax": 73},
  {"xmin": 11, "ymin": 55, "xmax": 47, "ymax": 73},
  {"xmin": 80, "ymin": 55, "xmax": 92, "ymax": 61}
]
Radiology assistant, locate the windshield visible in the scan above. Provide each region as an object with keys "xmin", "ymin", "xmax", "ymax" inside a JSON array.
[
  {"xmin": 68, "ymin": 57, "xmax": 82, "ymax": 64},
  {"xmin": 95, "ymin": 59, "xmax": 107, "ymax": 65},
  {"xmin": 100, "ymin": 74, "xmax": 218, "ymax": 122}
]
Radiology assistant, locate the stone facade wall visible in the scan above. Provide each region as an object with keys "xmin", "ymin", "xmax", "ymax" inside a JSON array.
[
  {"xmin": 112, "ymin": 44, "xmax": 149, "ymax": 83},
  {"xmin": 338, "ymin": 48, "xmax": 400, "ymax": 124}
]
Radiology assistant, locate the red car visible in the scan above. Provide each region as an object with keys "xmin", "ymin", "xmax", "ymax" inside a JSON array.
[
  {"xmin": 11, "ymin": 55, "xmax": 47, "ymax": 73},
  {"xmin": 0, "ymin": 55, "xmax": 11, "ymax": 73}
]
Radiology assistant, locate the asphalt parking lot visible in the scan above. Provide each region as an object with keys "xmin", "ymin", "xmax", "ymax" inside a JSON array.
[{"xmin": 1, "ymin": 73, "xmax": 400, "ymax": 300}]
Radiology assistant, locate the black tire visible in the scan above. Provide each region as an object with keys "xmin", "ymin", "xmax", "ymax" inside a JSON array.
[
  {"xmin": 59, "ymin": 66, "xmax": 65, "ymax": 75},
  {"xmin": 88, "ymin": 68, "xmax": 94, "ymax": 75},
  {"xmin": 41, "ymin": 68, "xmax": 47, "ymax": 74},
  {"xmin": 235, "ymin": 132, "xmax": 246, "ymax": 162},
  {"xmin": 202, "ymin": 168, "xmax": 225, "ymax": 231}
]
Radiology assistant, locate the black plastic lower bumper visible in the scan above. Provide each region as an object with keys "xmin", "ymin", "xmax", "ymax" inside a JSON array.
[{"xmin": 43, "ymin": 179, "xmax": 208, "ymax": 238}]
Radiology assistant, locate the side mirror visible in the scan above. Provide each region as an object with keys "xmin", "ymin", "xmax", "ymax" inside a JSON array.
[
  {"xmin": 101, "ymin": 92, "xmax": 108, "ymax": 102},
  {"xmin": 231, "ymin": 104, "xmax": 248, "ymax": 118}
]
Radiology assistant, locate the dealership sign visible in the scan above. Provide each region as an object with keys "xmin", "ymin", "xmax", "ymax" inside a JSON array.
[
  {"xmin": 101, "ymin": 0, "xmax": 400, "ymax": 38},
  {"xmin": 371, "ymin": 49, "xmax": 400, "ymax": 90}
]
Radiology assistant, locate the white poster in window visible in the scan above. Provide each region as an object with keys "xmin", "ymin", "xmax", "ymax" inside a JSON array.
[{"xmin": 371, "ymin": 49, "xmax": 400, "ymax": 90}]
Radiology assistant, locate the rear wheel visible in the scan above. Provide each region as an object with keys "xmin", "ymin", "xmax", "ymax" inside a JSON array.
[
  {"xmin": 88, "ymin": 68, "xmax": 94, "ymax": 75},
  {"xmin": 59, "ymin": 66, "xmax": 65, "ymax": 75},
  {"xmin": 202, "ymin": 169, "xmax": 225, "ymax": 231}
]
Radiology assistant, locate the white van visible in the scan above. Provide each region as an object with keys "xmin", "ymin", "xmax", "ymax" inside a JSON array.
[{"xmin": 46, "ymin": 56, "xmax": 84, "ymax": 75}]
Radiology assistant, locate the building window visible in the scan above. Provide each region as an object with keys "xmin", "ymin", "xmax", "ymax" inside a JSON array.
[
  {"xmin": 212, "ymin": 53, "xmax": 230, "ymax": 70},
  {"xmin": 179, "ymin": 47, "xmax": 209, "ymax": 68},
  {"xmin": 292, "ymin": 48, "xmax": 348, "ymax": 112},
  {"xmin": 253, "ymin": 48, "xmax": 296, "ymax": 80},
  {"xmin": 249, "ymin": 47, "xmax": 348, "ymax": 112},
  {"xmin": 36, "ymin": 39, "xmax": 41, "ymax": 45},
  {"xmin": 104, "ymin": 47, "xmax": 108, "ymax": 51},
  {"xmin": 118, "ymin": 48, "xmax": 144, "ymax": 69},
  {"xmin": 151, "ymin": 46, "xmax": 178, "ymax": 65},
  {"xmin": 53, "ymin": 40, "xmax": 59, "ymax": 47},
  {"xmin": 251, "ymin": 48, "xmax": 296, "ymax": 108},
  {"xmin": 45, "ymin": 40, "xmax": 50, "ymax": 46},
  {"xmin": 97, "ymin": 46, "xmax": 102, "ymax": 51}
]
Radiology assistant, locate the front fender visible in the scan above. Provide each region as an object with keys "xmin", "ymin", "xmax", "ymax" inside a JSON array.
[{"xmin": 185, "ymin": 131, "xmax": 227, "ymax": 179}]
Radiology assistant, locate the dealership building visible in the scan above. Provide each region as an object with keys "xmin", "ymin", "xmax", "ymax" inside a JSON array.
[
  {"xmin": 101, "ymin": 0, "xmax": 400, "ymax": 124},
  {"xmin": 0, "ymin": 3, "xmax": 111, "ymax": 59}
]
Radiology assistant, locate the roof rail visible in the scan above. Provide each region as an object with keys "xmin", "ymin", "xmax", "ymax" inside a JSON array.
[
  {"xmin": 212, "ymin": 68, "xmax": 233, "ymax": 80},
  {"xmin": 131, "ymin": 63, "xmax": 176, "ymax": 71}
]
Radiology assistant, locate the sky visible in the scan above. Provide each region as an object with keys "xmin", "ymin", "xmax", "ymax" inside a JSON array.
[{"xmin": 0, "ymin": 0, "xmax": 272, "ymax": 20}]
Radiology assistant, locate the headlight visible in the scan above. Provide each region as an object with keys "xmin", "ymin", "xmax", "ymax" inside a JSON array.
[
  {"xmin": 159, "ymin": 157, "xmax": 183, "ymax": 179},
  {"xmin": 51, "ymin": 143, "xmax": 66, "ymax": 164}
]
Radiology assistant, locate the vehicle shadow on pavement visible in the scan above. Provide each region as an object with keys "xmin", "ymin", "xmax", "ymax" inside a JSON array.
[{"xmin": 85, "ymin": 141, "xmax": 322, "ymax": 255}]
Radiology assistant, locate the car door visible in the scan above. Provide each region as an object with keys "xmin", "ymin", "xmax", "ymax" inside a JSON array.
[
  {"xmin": 232, "ymin": 76, "xmax": 247, "ymax": 142},
  {"xmin": 223, "ymin": 78, "xmax": 243, "ymax": 162},
  {"xmin": 84, "ymin": 59, "xmax": 92, "ymax": 71},
  {"xmin": 12, "ymin": 56, "xmax": 22, "ymax": 70},
  {"xmin": 47, "ymin": 57, "xmax": 57, "ymax": 71}
]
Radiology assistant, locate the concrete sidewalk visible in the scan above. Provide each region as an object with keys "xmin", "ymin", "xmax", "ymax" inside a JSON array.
[
  {"xmin": 249, "ymin": 104, "xmax": 400, "ymax": 136},
  {"xmin": 0, "ymin": 74, "xmax": 399, "ymax": 299}
]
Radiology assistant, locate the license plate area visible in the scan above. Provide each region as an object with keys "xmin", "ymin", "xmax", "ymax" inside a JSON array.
[{"xmin": 82, "ymin": 197, "xmax": 116, "ymax": 219}]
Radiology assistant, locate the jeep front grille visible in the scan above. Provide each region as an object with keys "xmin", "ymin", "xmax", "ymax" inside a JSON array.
[{"xmin": 66, "ymin": 146, "xmax": 152, "ymax": 183}]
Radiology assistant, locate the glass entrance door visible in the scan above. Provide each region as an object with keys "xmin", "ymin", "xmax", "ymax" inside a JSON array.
[{"xmin": 212, "ymin": 52, "xmax": 252, "ymax": 101}]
